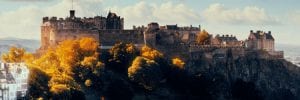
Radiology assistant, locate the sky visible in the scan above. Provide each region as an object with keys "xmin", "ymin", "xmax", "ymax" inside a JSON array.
[{"xmin": 0, "ymin": 0, "xmax": 299, "ymax": 45}]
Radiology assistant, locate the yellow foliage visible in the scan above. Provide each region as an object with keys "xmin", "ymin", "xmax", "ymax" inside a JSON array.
[
  {"xmin": 128, "ymin": 56, "xmax": 162, "ymax": 90},
  {"xmin": 50, "ymin": 84, "xmax": 70, "ymax": 95},
  {"xmin": 49, "ymin": 73, "xmax": 80, "ymax": 93},
  {"xmin": 79, "ymin": 37, "xmax": 99, "ymax": 57},
  {"xmin": 56, "ymin": 40, "xmax": 81, "ymax": 72},
  {"xmin": 172, "ymin": 58, "xmax": 185, "ymax": 69},
  {"xmin": 27, "ymin": 37, "xmax": 101, "ymax": 77},
  {"xmin": 1, "ymin": 46, "xmax": 26, "ymax": 63},
  {"xmin": 85, "ymin": 79, "xmax": 92, "ymax": 87},
  {"xmin": 128, "ymin": 57, "xmax": 144, "ymax": 75},
  {"xmin": 31, "ymin": 49, "xmax": 60, "ymax": 76},
  {"xmin": 125, "ymin": 43, "xmax": 136, "ymax": 54},
  {"xmin": 128, "ymin": 56, "xmax": 157, "ymax": 77},
  {"xmin": 141, "ymin": 46, "xmax": 163, "ymax": 60},
  {"xmin": 196, "ymin": 29, "xmax": 210, "ymax": 44},
  {"xmin": 81, "ymin": 56, "xmax": 97, "ymax": 67}
]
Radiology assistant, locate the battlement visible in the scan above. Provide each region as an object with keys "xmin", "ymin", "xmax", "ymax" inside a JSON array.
[
  {"xmin": 38, "ymin": 10, "xmax": 284, "ymax": 60},
  {"xmin": 42, "ymin": 10, "xmax": 123, "ymax": 30},
  {"xmin": 160, "ymin": 24, "xmax": 201, "ymax": 31}
]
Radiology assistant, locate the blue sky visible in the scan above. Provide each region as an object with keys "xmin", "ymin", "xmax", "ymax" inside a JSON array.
[{"xmin": 0, "ymin": 0, "xmax": 299, "ymax": 46}]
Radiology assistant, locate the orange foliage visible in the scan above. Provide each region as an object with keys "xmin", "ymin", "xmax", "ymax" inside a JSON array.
[
  {"xmin": 196, "ymin": 29, "xmax": 210, "ymax": 44},
  {"xmin": 141, "ymin": 46, "xmax": 163, "ymax": 60},
  {"xmin": 172, "ymin": 58, "xmax": 185, "ymax": 69},
  {"xmin": 85, "ymin": 79, "xmax": 92, "ymax": 87},
  {"xmin": 1, "ymin": 46, "xmax": 32, "ymax": 63},
  {"xmin": 25, "ymin": 37, "xmax": 101, "ymax": 97}
]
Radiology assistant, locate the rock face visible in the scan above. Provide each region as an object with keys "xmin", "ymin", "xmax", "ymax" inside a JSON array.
[
  {"xmin": 87, "ymin": 50, "xmax": 299, "ymax": 100},
  {"xmin": 185, "ymin": 51, "xmax": 300, "ymax": 100}
]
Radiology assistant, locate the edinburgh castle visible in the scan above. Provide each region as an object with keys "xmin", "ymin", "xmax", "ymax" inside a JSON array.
[{"xmin": 38, "ymin": 10, "xmax": 284, "ymax": 60}]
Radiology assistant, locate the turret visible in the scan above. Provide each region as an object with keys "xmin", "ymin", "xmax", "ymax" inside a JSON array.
[
  {"xmin": 147, "ymin": 22, "xmax": 159, "ymax": 31},
  {"xmin": 70, "ymin": 10, "xmax": 75, "ymax": 18}
]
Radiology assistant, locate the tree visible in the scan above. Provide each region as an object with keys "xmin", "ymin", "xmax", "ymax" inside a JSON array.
[
  {"xmin": 172, "ymin": 58, "xmax": 185, "ymax": 69},
  {"xmin": 25, "ymin": 37, "xmax": 101, "ymax": 99},
  {"xmin": 49, "ymin": 73, "xmax": 84, "ymax": 100},
  {"xmin": 107, "ymin": 42, "xmax": 138, "ymax": 74},
  {"xmin": 1, "ymin": 46, "xmax": 31, "ymax": 63},
  {"xmin": 196, "ymin": 30, "xmax": 210, "ymax": 44},
  {"xmin": 30, "ymin": 49, "xmax": 61, "ymax": 76},
  {"xmin": 141, "ymin": 45, "xmax": 163, "ymax": 60},
  {"xmin": 128, "ymin": 56, "xmax": 163, "ymax": 90},
  {"xmin": 103, "ymin": 78, "xmax": 134, "ymax": 100},
  {"xmin": 27, "ymin": 67, "xmax": 51, "ymax": 99}
]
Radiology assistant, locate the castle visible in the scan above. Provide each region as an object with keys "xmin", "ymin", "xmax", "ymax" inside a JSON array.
[
  {"xmin": 38, "ymin": 10, "xmax": 284, "ymax": 60},
  {"xmin": 39, "ymin": 10, "xmax": 144, "ymax": 52}
]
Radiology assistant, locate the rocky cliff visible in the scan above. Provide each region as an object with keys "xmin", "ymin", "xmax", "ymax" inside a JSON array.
[{"xmin": 183, "ymin": 51, "xmax": 300, "ymax": 100}]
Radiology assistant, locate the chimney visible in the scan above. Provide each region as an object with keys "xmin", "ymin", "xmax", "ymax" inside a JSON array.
[
  {"xmin": 268, "ymin": 31, "xmax": 271, "ymax": 35},
  {"xmin": 70, "ymin": 10, "xmax": 75, "ymax": 18},
  {"xmin": 250, "ymin": 30, "xmax": 253, "ymax": 33}
]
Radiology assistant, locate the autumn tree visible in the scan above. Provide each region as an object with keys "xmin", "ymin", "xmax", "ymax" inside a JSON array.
[
  {"xmin": 172, "ymin": 58, "xmax": 185, "ymax": 69},
  {"xmin": 196, "ymin": 30, "xmax": 210, "ymax": 44},
  {"xmin": 30, "ymin": 49, "xmax": 61, "ymax": 76},
  {"xmin": 141, "ymin": 45, "xmax": 163, "ymax": 60},
  {"xmin": 166, "ymin": 57, "xmax": 189, "ymax": 94},
  {"xmin": 49, "ymin": 74, "xmax": 84, "ymax": 100},
  {"xmin": 27, "ymin": 67, "xmax": 51, "ymax": 99},
  {"xmin": 26, "ymin": 37, "xmax": 101, "ymax": 99},
  {"xmin": 128, "ymin": 56, "xmax": 163, "ymax": 90},
  {"xmin": 1, "ymin": 46, "xmax": 33, "ymax": 63},
  {"xmin": 107, "ymin": 42, "xmax": 138, "ymax": 74}
]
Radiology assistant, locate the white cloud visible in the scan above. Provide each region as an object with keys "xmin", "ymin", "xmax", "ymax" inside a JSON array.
[
  {"xmin": 202, "ymin": 3, "xmax": 280, "ymax": 25},
  {"xmin": 288, "ymin": 11, "xmax": 300, "ymax": 25},
  {"xmin": 108, "ymin": 1, "xmax": 201, "ymax": 28}
]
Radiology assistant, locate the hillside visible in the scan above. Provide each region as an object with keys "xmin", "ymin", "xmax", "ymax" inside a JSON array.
[
  {"xmin": 0, "ymin": 37, "xmax": 40, "ymax": 54},
  {"xmin": 3, "ymin": 38, "xmax": 299, "ymax": 100}
]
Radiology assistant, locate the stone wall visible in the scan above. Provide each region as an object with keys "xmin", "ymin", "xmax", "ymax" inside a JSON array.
[{"xmin": 98, "ymin": 30, "xmax": 144, "ymax": 46}]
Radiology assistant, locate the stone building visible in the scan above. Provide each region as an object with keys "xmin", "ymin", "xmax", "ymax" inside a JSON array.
[
  {"xmin": 144, "ymin": 22, "xmax": 201, "ymax": 46},
  {"xmin": 0, "ymin": 63, "xmax": 29, "ymax": 100},
  {"xmin": 38, "ymin": 10, "xmax": 143, "ymax": 53},
  {"xmin": 38, "ymin": 9, "xmax": 283, "ymax": 59},
  {"xmin": 106, "ymin": 11, "xmax": 124, "ymax": 30},
  {"xmin": 212, "ymin": 34, "xmax": 244, "ymax": 47},
  {"xmin": 246, "ymin": 30, "xmax": 284, "ymax": 58},
  {"xmin": 246, "ymin": 30, "xmax": 274, "ymax": 51}
]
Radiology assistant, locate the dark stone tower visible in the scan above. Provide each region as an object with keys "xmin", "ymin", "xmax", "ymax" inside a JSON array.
[
  {"xmin": 106, "ymin": 11, "xmax": 124, "ymax": 30},
  {"xmin": 70, "ymin": 10, "xmax": 75, "ymax": 18}
]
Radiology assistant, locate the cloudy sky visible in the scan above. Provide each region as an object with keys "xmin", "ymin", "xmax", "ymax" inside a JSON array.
[{"xmin": 0, "ymin": 0, "xmax": 299, "ymax": 45}]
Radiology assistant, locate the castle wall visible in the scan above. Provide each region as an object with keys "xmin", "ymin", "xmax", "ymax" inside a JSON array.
[
  {"xmin": 52, "ymin": 29, "xmax": 99, "ymax": 46},
  {"xmin": 98, "ymin": 30, "xmax": 144, "ymax": 46}
]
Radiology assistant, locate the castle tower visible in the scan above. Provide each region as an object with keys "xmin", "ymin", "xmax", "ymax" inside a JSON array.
[
  {"xmin": 70, "ymin": 10, "xmax": 75, "ymax": 18},
  {"xmin": 106, "ymin": 11, "xmax": 124, "ymax": 30},
  {"xmin": 144, "ymin": 22, "xmax": 159, "ymax": 46}
]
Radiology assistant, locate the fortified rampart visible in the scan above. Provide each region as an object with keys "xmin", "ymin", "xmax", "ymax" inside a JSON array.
[{"xmin": 38, "ymin": 10, "xmax": 284, "ymax": 60}]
